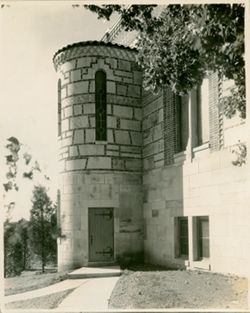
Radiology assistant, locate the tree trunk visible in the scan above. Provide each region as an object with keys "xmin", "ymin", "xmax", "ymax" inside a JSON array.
[
  {"xmin": 4, "ymin": 237, "xmax": 7, "ymax": 278},
  {"xmin": 41, "ymin": 206, "xmax": 45, "ymax": 273},
  {"xmin": 22, "ymin": 231, "xmax": 28, "ymax": 271}
]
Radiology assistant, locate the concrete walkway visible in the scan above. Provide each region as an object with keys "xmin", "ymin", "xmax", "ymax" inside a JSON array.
[
  {"xmin": 67, "ymin": 265, "xmax": 122, "ymax": 279},
  {"xmin": 57, "ymin": 276, "xmax": 120, "ymax": 310},
  {"xmin": 5, "ymin": 266, "xmax": 121, "ymax": 310},
  {"xmin": 4, "ymin": 279, "xmax": 87, "ymax": 303}
]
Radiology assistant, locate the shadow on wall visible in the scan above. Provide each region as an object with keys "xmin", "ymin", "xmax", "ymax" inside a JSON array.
[{"xmin": 142, "ymin": 163, "xmax": 185, "ymax": 270}]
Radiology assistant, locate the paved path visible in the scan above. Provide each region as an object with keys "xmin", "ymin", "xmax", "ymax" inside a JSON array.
[
  {"xmin": 67, "ymin": 265, "xmax": 122, "ymax": 278},
  {"xmin": 57, "ymin": 276, "xmax": 120, "ymax": 310},
  {"xmin": 5, "ymin": 266, "xmax": 121, "ymax": 310},
  {"xmin": 4, "ymin": 279, "xmax": 87, "ymax": 303}
]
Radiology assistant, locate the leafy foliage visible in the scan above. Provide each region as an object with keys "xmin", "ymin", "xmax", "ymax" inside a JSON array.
[
  {"xmin": 23, "ymin": 152, "xmax": 32, "ymax": 165},
  {"xmin": 4, "ymin": 137, "xmax": 43, "ymax": 192},
  {"xmin": 85, "ymin": 5, "xmax": 161, "ymax": 33},
  {"xmin": 86, "ymin": 4, "xmax": 245, "ymax": 118},
  {"xmin": 29, "ymin": 185, "xmax": 57, "ymax": 273},
  {"xmin": 3, "ymin": 138, "xmax": 57, "ymax": 276},
  {"xmin": 4, "ymin": 185, "xmax": 57, "ymax": 277},
  {"xmin": 3, "ymin": 137, "xmax": 52, "ymax": 221},
  {"xmin": 4, "ymin": 137, "xmax": 21, "ymax": 192},
  {"xmin": 231, "ymin": 142, "xmax": 247, "ymax": 166},
  {"xmin": 4, "ymin": 219, "xmax": 30, "ymax": 277},
  {"xmin": 220, "ymin": 85, "xmax": 246, "ymax": 119}
]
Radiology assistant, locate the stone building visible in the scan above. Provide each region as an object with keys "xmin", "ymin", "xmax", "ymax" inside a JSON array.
[{"xmin": 53, "ymin": 13, "xmax": 250, "ymax": 277}]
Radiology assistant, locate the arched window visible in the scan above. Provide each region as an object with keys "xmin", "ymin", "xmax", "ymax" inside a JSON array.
[
  {"xmin": 58, "ymin": 79, "xmax": 61, "ymax": 136},
  {"xmin": 95, "ymin": 71, "xmax": 107, "ymax": 141}
]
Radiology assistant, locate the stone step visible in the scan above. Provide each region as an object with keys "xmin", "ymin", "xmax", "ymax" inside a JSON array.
[{"xmin": 67, "ymin": 265, "xmax": 122, "ymax": 279}]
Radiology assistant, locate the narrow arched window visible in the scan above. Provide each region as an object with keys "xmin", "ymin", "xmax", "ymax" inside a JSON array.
[
  {"xmin": 95, "ymin": 71, "xmax": 107, "ymax": 141},
  {"xmin": 58, "ymin": 79, "xmax": 62, "ymax": 136}
]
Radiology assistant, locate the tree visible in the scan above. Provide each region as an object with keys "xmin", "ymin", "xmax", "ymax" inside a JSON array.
[
  {"xmin": 2, "ymin": 137, "xmax": 33, "ymax": 279},
  {"xmin": 3, "ymin": 136, "xmax": 46, "ymax": 193},
  {"xmin": 4, "ymin": 219, "xmax": 30, "ymax": 277},
  {"xmin": 29, "ymin": 185, "xmax": 57, "ymax": 273},
  {"xmin": 85, "ymin": 4, "xmax": 245, "ymax": 119},
  {"xmin": 3, "ymin": 136, "xmax": 47, "ymax": 220},
  {"xmin": 17, "ymin": 219, "xmax": 30, "ymax": 271},
  {"xmin": 4, "ymin": 137, "xmax": 22, "ymax": 193},
  {"xmin": 2, "ymin": 137, "xmax": 56, "ymax": 277},
  {"xmin": 4, "ymin": 221, "xmax": 22, "ymax": 277}
]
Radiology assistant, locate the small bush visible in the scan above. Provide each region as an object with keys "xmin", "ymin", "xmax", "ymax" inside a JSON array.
[{"xmin": 117, "ymin": 252, "xmax": 144, "ymax": 269}]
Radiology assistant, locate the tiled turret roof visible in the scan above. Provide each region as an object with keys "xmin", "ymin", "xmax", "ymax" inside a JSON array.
[{"xmin": 53, "ymin": 40, "xmax": 137, "ymax": 63}]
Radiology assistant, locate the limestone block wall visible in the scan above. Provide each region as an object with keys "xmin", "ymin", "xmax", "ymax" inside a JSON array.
[
  {"xmin": 104, "ymin": 11, "xmax": 250, "ymax": 278},
  {"xmin": 53, "ymin": 43, "xmax": 143, "ymax": 173},
  {"xmin": 53, "ymin": 42, "xmax": 144, "ymax": 271},
  {"xmin": 143, "ymin": 164, "xmax": 184, "ymax": 267},
  {"xmin": 143, "ymin": 147, "xmax": 249, "ymax": 277},
  {"xmin": 142, "ymin": 90, "xmax": 165, "ymax": 170},
  {"xmin": 142, "ymin": 71, "xmax": 249, "ymax": 277},
  {"xmin": 52, "ymin": 38, "xmax": 249, "ymax": 277},
  {"xmin": 58, "ymin": 171, "xmax": 143, "ymax": 270}
]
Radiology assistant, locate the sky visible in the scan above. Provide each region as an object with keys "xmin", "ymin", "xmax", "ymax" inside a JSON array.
[{"xmin": 0, "ymin": 3, "xmax": 117, "ymax": 221}]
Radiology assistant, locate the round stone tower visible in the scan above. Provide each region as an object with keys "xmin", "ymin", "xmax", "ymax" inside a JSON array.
[{"xmin": 53, "ymin": 41, "xmax": 143, "ymax": 271}]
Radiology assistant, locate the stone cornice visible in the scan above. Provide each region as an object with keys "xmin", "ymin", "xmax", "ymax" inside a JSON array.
[{"xmin": 53, "ymin": 41, "xmax": 138, "ymax": 72}]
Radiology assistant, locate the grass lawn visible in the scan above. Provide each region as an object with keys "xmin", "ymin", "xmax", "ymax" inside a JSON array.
[
  {"xmin": 5, "ymin": 288, "xmax": 75, "ymax": 309},
  {"xmin": 5, "ymin": 270, "xmax": 67, "ymax": 296}
]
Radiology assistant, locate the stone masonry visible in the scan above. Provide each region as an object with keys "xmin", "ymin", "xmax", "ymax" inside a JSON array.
[
  {"xmin": 53, "ymin": 42, "xmax": 143, "ymax": 271},
  {"xmin": 102, "ymin": 22, "xmax": 249, "ymax": 277},
  {"xmin": 53, "ymin": 38, "xmax": 250, "ymax": 278}
]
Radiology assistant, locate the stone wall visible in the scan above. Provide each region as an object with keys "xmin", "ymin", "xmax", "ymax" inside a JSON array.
[
  {"xmin": 54, "ymin": 42, "xmax": 144, "ymax": 270},
  {"xmin": 142, "ymin": 90, "xmax": 165, "ymax": 171},
  {"xmin": 53, "ymin": 37, "xmax": 249, "ymax": 277},
  {"xmin": 58, "ymin": 171, "xmax": 143, "ymax": 270},
  {"xmin": 142, "ymin": 73, "xmax": 249, "ymax": 277},
  {"xmin": 54, "ymin": 43, "xmax": 143, "ymax": 174},
  {"xmin": 143, "ymin": 147, "xmax": 249, "ymax": 276}
]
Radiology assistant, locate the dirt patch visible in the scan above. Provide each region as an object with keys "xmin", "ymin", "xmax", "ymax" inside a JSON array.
[
  {"xmin": 5, "ymin": 270, "xmax": 67, "ymax": 296},
  {"xmin": 109, "ymin": 268, "xmax": 248, "ymax": 309},
  {"xmin": 5, "ymin": 288, "xmax": 74, "ymax": 309}
]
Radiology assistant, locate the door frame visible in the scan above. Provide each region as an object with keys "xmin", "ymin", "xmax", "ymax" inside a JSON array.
[{"xmin": 88, "ymin": 207, "xmax": 114, "ymax": 263}]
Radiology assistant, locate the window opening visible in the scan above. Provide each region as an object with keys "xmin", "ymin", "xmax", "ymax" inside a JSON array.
[
  {"xmin": 197, "ymin": 216, "xmax": 210, "ymax": 259},
  {"xmin": 179, "ymin": 217, "xmax": 189, "ymax": 257},
  {"xmin": 176, "ymin": 95, "xmax": 189, "ymax": 152},
  {"xmin": 95, "ymin": 71, "xmax": 107, "ymax": 141},
  {"xmin": 195, "ymin": 78, "xmax": 209, "ymax": 147}
]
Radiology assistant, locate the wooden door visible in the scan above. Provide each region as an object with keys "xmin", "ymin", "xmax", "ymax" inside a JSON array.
[{"xmin": 88, "ymin": 208, "xmax": 114, "ymax": 262}]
